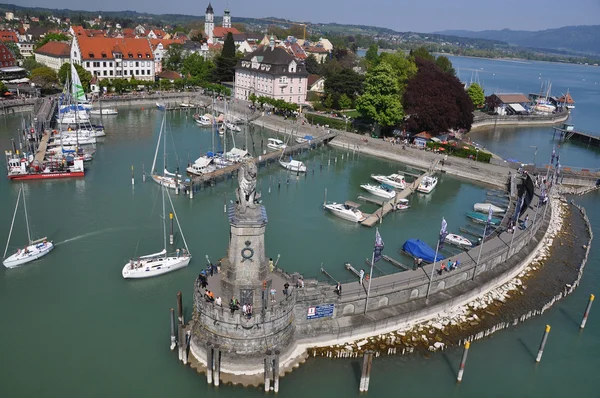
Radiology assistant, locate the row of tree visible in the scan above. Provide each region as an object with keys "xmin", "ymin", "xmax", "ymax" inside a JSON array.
[{"xmin": 248, "ymin": 94, "xmax": 298, "ymax": 113}]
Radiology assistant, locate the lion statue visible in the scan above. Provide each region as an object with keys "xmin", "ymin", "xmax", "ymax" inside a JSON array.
[{"xmin": 236, "ymin": 159, "xmax": 259, "ymax": 213}]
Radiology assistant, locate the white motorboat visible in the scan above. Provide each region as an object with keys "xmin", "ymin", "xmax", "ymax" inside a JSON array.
[
  {"xmin": 445, "ymin": 233, "xmax": 473, "ymax": 248},
  {"xmin": 267, "ymin": 138, "xmax": 287, "ymax": 151},
  {"xmin": 417, "ymin": 175, "xmax": 438, "ymax": 193},
  {"xmin": 122, "ymin": 184, "xmax": 191, "ymax": 279},
  {"xmin": 194, "ymin": 114, "xmax": 212, "ymax": 126},
  {"xmin": 360, "ymin": 183, "xmax": 396, "ymax": 199},
  {"xmin": 50, "ymin": 136, "xmax": 97, "ymax": 146},
  {"xmin": 56, "ymin": 112, "xmax": 91, "ymax": 125},
  {"xmin": 180, "ymin": 103, "xmax": 194, "ymax": 108},
  {"xmin": 279, "ymin": 158, "xmax": 307, "ymax": 173},
  {"xmin": 55, "ymin": 128, "xmax": 106, "ymax": 138},
  {"xmin": 156, "ymin": 102, "xmax": 166, "ymax": 110},
  {"xmin": 371, "ymin": 173, "xmax": 406, "ymax": 190},
  {"xmin": 89, "ymin": 108, "xmax": 118, "ymax": 115},
  {"xmin": 395, "ymin": 198, "xmax": 410, "ymax": 210},
  {"xmin": 225, "ymin": 122, "xmax": 241, "ymax": 132},
  {"xmin": 473, "ymin": 203, "xmax": 506, "ymax": 214},
  {"xmin": 295, "ymin": 135, "xmax": 314, "ymax": 144},
  {"xmin": 3, "ymin": 185, "xmax": 54, "ymax": 268},
  {"xmin": 186, "ymin": 157, "xmax": 217, "ymax": 176},
  {"xmin": 324, "ymin": 201, "xmax": 367, "ymax": 223}
]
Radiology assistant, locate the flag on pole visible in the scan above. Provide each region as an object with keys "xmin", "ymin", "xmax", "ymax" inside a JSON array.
[
  {"xmin": 373, "ymin": 228, "xmax": 384, "ymax": 263},
  {"xmin": 438, "ymin": 217, "xmax": 448, "ymax": 250}
]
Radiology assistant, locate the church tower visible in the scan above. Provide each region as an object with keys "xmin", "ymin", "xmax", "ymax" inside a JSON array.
[
  {"xmin": 205, "ymin": 2, "xmax": 214, "ymax": 43},
  {"xmin": 222, "ymin": 8, "xmax": 231, "ymax": 29}
]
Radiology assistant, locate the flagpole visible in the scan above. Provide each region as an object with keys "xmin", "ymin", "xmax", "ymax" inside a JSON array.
[
  {"xmin": 364, "ymin": 249, "xmax": 375, "ymax": 315},
  {"xmin": 425, "ymin": 239, "xmax": 440, "ymax": 302},
  {"xmin": 473, "ymin": 223, "xmax": 487, "ymax": 281}
]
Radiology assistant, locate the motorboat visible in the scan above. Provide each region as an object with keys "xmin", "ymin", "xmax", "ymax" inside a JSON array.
[
  {"xmin": 225, "ymin": 122, "xmax": 241, "ymax": 132},
  {"xmin": 445, "ymin": 233, "xmax": 472, "ymax": 248},
  {"xmin": 180, "ymin": 103, "xmax": 194, "ymax": 108},
  {"xmin": 89, "ymin": 108, "xmax": 118, "ymax": 115},
  {"xmin": 156, "ymin": 102, "xmax": 166, "ymax": 110},
  {"xmin": 49, "ymin": 136, "xmax": 97, "ymax": 146},
  {"xmin": 465, "ymin": 212, "xmax": 502, "ymax": 225},
  {"xmin": 7, "ymin": 156, "xmax": 85, "ymax": 180},
  {"xmin": 267, "ymin": 138, "xmax": 287, "ymax": 151},
  {"xmin": 360, "ymin": 183, "xmax": 396, "ymax": 199},
  {"xmin": 473, "ymin": 203, "xmax": 505, "ymax": 214},
  {"xmin": 224, "ymin": 148, "xmax": 251, "ymax": 164},
  {"xmin": 194, "ymin": 114, "xmax": 212, "ymax": 126},
  {"xmin": 371, "ymin": 173, "xmax": 406, "ymax": 190},
  {"xmin": 323, "ymin": 201, "xmax": 367, "ymax": 223},
  {"xmin": 3, "ymin": 185, "xmax": 54, "ymax": 268},
  {"xmin": 295, "ymin": 135, "xmax": 314, "ymax": 144},
  {"xmin": 186, "ymin": 157, "xmax": 217, "ymax": 176},
  {"xmin": 417, "ymin": 175, "xmax": 438, "ymax": 193},
  {"xmin": 279, "ymin": 158, "xmax": 307, "ymax": 173},
  {"xmin": 395, "ymin": 198, "xmax": 410, "ymax": 210}
]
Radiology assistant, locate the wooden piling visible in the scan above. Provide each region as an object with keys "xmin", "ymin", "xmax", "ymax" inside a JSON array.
[
  {"xmin": 535, "ymin": 325, "xmax": 551, "ymax": 363},
  {"xmin": 206, "ymin": 343, "xmax": 214, "ymax": 384},
  {"xmin": 214, "ymin": 346, "xmax": 221, "ymax": 387},
  {"xmin": 359, "ymin": 350, "xmax": 373, "ymax": 392},
  {"xmin": 581, "ymin": 294, "xmax": 595, "ymax": 329},
  {"xmin": 177, "ymin": 320, "xmax": 184, "ymax": 361},
  {"xmin": 273, "ymin": 350, "xmax": 280, "ymax": 393},
  {"xmin": 169, "ymin": 308, "xmax": 176, "ymax": 351},
  {"xmin": 264, "ymin": 355, "xmax": 271, "ymax": 392},
  {"xmin": 177, "ymin": 291, "xmax": 183, "ymax": 324},
  {"xmin": 456, "ymin": 341, "xmax": 470, "ymax": 382}
]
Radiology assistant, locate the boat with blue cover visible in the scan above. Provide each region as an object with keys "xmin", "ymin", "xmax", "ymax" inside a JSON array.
[{"xmin": 401, "ymin": 239, "xmax": 444, "ymax": 263}]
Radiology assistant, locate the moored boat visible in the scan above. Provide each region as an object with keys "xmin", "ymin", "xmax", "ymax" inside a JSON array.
[
  {"xmin": 323, "ymin": 201, "xmax": 366, "ymax": 223},
  {"xmin": 417, "ymin": 175, "xmax": 438, "ymax": 193},
  {"xmin": 360, "ymin": 183, "xmax": 396, "ymax": 199},
  {"xmin": 279, "ymin": 158, "xmax": 307, "ymax": 173},
  {"xmin": 371, "ymin": 173, "xmax": 406, "ymax": 190},
  {"xmin": 465, "ymin": 211, "xmax": 502, "ymax": 225},
  {"xmin": 89, "ymin": 108, "xmax": 118, "ymax": 115},
  {"xmin": 395, "ymin": 198, "xmax": 410, "ymax": 210},
  {"xmin": 295, "ymin": 135, "xmax": 314, "ymax": 144},
  {"xmin": 7, "ymin": 155, "xmax": 85, "ymax": 180},
  {"xmin": 445, "ymin": 233, "xmax": 472, "ymax": 248},
  {"xmin": 194, "ymin": 114, "xmax": 212, "ymax": 126},
  {"xmin": 473, "ymin": 203, "xmax": 506, "ymax": 214},
  {"xmin": 267, "ymin": 138, "xmax": 287, "ymax": 151},
  {"xmin": 402, "ymin": 239, "xmax": 444, "ymax": 263}
]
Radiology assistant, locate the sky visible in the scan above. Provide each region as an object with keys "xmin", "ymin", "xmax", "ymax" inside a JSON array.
[{"xmin": 14, "ymin": 0, "xmax": 600, "ymax": 32}]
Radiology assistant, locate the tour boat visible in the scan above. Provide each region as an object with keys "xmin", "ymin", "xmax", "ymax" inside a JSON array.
[
  {"xmin": 295, "ymin": 135, "xmax": 314, "ymax": 144},
  {"xmin": 473, "ymin": 203, "xmax": 506, "ymax": 214},
  {"xmin": 371, "ymin": 173, "xmax": 406, "ymax": 190},
  {"xmin": 267, "ymin": 138, "xmax": 287, "ymax": 151},
  {"xmin": 3, "ymin": 185, "xmax": 54, "ymax": 268},
  {"xmin": 444, "ymin": 233, "xmax": 472, "ymax": 248},
  {"xmin": 323, "ymin": 201, "xmax": 367, "ymax": 223},
  {"xmin": 395, "ymin": 198, "xmax": 410, "ymax": 210},
  {"xmin": 279, "ymin": 158, "xmax": 307, "ymax": 173},
  {"xmin": 360, "ymin": 183, "xmax": 396, "ymax": 199},
  {"xmin": 89, "ymin": 108, "xmax": 118, "ymax": 115},
  {"xmin": 122, "ymin": 184, "xmax": 191, "ymax": 279},
  {"xmin": 194, "ymin": 114, "xmax": 212, "ymax": 126},
  {"xmin": 7, "ymin": 155, "xmax": 85, "ymax": 180},
  {"xmin": 417, "ymin": 176, "xmax": 438, "ymax": 193},
  {"xmin": 465, "ymin": 212, "xmax": 502, "ymax": 225}
]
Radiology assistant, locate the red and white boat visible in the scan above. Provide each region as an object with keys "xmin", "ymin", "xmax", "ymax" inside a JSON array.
[{"xmin": 6, "ymin": 154, "xmax": 85, "ymax": 180}]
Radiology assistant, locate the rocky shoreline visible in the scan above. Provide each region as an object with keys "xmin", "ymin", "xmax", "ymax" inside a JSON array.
[{"xmin": 308, "ymin": 194, "xmax": 591, "ymax": 359}]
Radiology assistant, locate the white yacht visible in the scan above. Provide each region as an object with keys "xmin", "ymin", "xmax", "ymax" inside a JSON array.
[
  {"xmin": 395, "ymin": 198, "xmax": 410, "ymax": 210},
  {"xmin": 417, "ymin": 176, "xmax": 438, "ymax": 193},
  {"xmin": 122, "ymin": 249, "xmax": 191, "ymax": 279},
  {"xmin": 225, "ymin": 122, "xmax": 241, "ymax": 132},
  {"xmin": 89, "ymin": 108, "xmax": 118, "ymax": 115},
  {"xmin": 323, "ymin": 201, "xmax": 367, "ymax": 223},
  {"xmin": 360, "ymin": 184, "xmax": 396, "ymax": 199},
  {"xmin": 473, "ymin": 203, "xmax": 505, "ymax": 214},
  {"xmin": 445, "ymin": 233, "xmax": 472, "ymax": 248},
  {"xmin": 194, "ymin": 114, "xmax": 212, "ymax": 126},
  {"xmin": 267, "ymin": 138, "xmax": 287, "ymax": 151},
  {"xmin": 279, "ymin": 158, "xmax": 307, "ymax": 173},
  {"xmin": 370, "ymin": 173, "xmax": 406, "ymax": 190}
]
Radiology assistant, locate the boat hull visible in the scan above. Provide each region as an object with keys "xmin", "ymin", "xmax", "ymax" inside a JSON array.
[
  {"xmin": 360, "ymin": 184, "xmax": 396, "ymax": 199},
  {"xmin": 122, "ymin": 255, "xmax": 191, "ymax": 278},
  {"xmin": 3, "ymin": 242, "xmax": 54, "ymax": 268},
  {"xmin": 445, "ymin": 234, "xmax": 472, "ymax": 248},
  {"xmin": 280, "ymin": 161, "xmax": 307, "ymax": 173},
  {"xmin": 8, "ymin": 171, "xmax": 84, "ymax": 180},
  {"xmin": 324, "ymin": 204, "xmax": 365, "ymax": 222},
  {"xmin": 371, "ymin": 174, "xmax": 406, "ymax": 190}
]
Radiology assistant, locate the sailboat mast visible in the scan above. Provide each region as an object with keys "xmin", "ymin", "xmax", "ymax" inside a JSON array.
[
  {"xmin": 22, "ymin": 184, "xmax": 32, "ymax": 244},
  {"xmin": 161, "ymin": 184, "xmax": 167, "ymax": 252},
  {"xmin": 151, "ymin": 115, "xmax": 165, "ymax": 174},
  {"xmin": 3, "ymin": 187, "xmax": 22, "ymax": 259},
  {"xmin": 211, "ymin": 93, "xmax": 215, "ymax": 153},
  {"xmin": 166, "ymin": 187, "xmax": 190, "ymax": 254}
]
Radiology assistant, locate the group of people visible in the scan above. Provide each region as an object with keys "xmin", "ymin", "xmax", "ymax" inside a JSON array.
[{"xmin": 438, "ymin": 259, "xmax": 461, "ymax": 275}]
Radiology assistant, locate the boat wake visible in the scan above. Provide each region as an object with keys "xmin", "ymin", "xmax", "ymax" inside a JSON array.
[{"xmin": 55, "ymin": 227, "xmax": 134, "ymax": 246}]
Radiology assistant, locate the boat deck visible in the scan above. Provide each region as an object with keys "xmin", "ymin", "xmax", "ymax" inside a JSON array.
[{"xmin": 34, "ymin": 132, "xmax": 51, "ymax": 163}]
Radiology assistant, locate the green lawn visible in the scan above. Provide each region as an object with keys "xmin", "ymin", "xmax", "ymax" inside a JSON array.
[{"xmin": 343, "ymin": 110, "xmax": 360, "ymax": 118}]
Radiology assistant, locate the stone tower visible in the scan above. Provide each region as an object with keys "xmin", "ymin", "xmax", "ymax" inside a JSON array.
[
  {"xmin": 222, "ymin": 8, "xmax": 231, "ymax": 29},
  {"xmin": 204, "ymin": 2, "xmax": 214, "ymax": 43},
  {"xmin": 190, "ymin": 159, "xmax": 295, "ymax": 376}
]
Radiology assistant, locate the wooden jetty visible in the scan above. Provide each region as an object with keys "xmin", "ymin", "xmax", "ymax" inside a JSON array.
[
  {"xmin": 553, "ymin": 124, "xmax": 600, "ymax": 147},
  {"xmin": 382, "ymin": 255, "xmax": 412, "ymax": 271},
  {"xmin": 34, "ymin": 132, "xmax": 51, "ymax": 163},
  {"xmin": 364, "ymin": 258, "xmax": 387, "ymax": 275}
]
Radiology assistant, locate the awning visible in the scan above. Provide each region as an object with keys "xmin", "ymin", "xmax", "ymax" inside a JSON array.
[{"xmin": 508, "ymin": 103, "xmax": 526, "ymax": 112}]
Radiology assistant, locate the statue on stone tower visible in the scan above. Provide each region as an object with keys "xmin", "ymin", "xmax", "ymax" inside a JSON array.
[{"xmin": 236, "ymin": 159, "xmax": 260, "ymax": 213}]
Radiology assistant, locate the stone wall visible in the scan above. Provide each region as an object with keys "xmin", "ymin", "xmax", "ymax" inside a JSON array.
[{"xmin": 471, "ymin": 110, "xmax": 569, "ymax": 131}]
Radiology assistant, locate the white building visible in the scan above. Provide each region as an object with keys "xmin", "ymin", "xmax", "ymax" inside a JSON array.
[
  {"xmin": 33, "ymin": 41, "xmax": 71, "ymax": 71},
  {"xmin": 16, "ymin": 42, "xmax": 34, "ymax": 58},
  {"xmin": 204, "ymin": 3, "xmax": 215, "ymax": 43},
  {"xmin": 234, "ymin": 37, "xmax": 309, "ymax": 104},
  {"xmin": 71, "ymin": 36, "xmax": 155, "ymax": 81}
]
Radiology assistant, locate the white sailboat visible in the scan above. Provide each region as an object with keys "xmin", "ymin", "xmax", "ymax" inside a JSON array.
[
  {"xmin": 151, "ymin": 115, "xmax": 186, "ymax": 190},
  {"xmin": 279, "ymin": 157, "xmax": 307, "ymax": 173},
  {"xmin": 122, "ymin": 184, "xmax": 191, "ymax": 279},
  {"xmin": 3, "ymin": 185, "xmax": 54, "ymax": 268}
]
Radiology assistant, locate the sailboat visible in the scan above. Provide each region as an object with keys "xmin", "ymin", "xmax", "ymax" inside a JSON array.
[
  {"xmin": 151, "ymin": 115, "xmax": 187, "ymax": 190},
  {"xmin": 3, "ymin": 185, "xmax": 54, "ymax": 268},
  {"xmin": 122, "ymin": 184, "xmax": 191, "ymax": 279}
]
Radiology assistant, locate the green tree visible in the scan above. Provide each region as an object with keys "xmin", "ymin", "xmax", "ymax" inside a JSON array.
[
  {"xmin": 365, "ymin": 44, "xmax": 379, "ymax": 68},
  {"xmin": 467, "ymin": 83, "xmax": 485, "ymax": 108},
  {"xmin": 213, "ymin": 32, "xmax": 237, "ymax": 83},
  {"xmin": 338, "ymin": 93, "xmax": 352, "ymax": 109},
  {"xmin": 323, "ymin": 67, "xmax": 364, "ymax": 109},
  {"xmin": 324, "ymin": 94, "xmax": 334, "ymax": 109},
  {"xmin": 58, "ymin": 62, "xmax": 93, "ymax": 92},
  {"xmin": 22, "ymin": 57, "xmax": 43, "ymax": 72},
  {"xmin": 248, "ymin": 93, "xmax": 257, "ymax": 106},
  {"xmin": 379, "ymin": 52, "xmax": 417, "ymax": 92},
  {"xmin": 0, "ymin": 81, "xmax": 6, "ymax": 94},
  {"xmin": 5, "ymin": 42, "xmax": 21, "ymax": 60},
  {"xmin": 30, "ymin": 66, "xmax": 59, "ymax": 90},
  {"xmin": 435, "ymin": 55, "xmax": 456, "ymax": 76},
  {"xmin": 181, "ymin": 52, "xmax": 214, "ymax": 81},
  {"xmin": 305, "ymin": 54, "xmax": 321, "ymax": 75},
  {"xmin": 410, "ymin": 46, "xmax": 435, "ymax": 62},
  {"xmin": 111, "ymin": 78, "xmax": 130, "ymax": 94},
  {"xmin": 221, "ymin": 32, "xmax": 236, "ymax": 59},
  {"xmin": 163, "ymin": 43, "xmax": 184, "ymax": 72},
  {"xmin": 35, "ymin": 32, "xmax": 70, "ymax": 49},
  {"xmin": 356, "ymin": 62, "xmax": 403, "ymax": 128}
]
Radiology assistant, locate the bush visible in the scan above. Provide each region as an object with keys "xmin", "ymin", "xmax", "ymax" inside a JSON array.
[
  {"xmin": 307, "ymin": 113, "xmax": 348, "ymax": 130},
  {"xmin": 426, "ymin": 142, "xmax": 491, "ymax": 163}
]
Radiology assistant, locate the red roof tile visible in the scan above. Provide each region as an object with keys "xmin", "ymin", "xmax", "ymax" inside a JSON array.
[
  {"xmin": 0, "ymin": 30, "xmax": 18, "ymax": 43},
  {"xmin": 157, "ymin": 70, "xmax": 181, "ymax": 80},
  {"xmin": 212, "ymin": 27, "xmax": 241, "ymax": 38},
  {"xmin": 34, "ymin": 41, "xmax": 71, "ymax": 57},
  {"xmin": 77, "ymin": 37, "xmax": 154, "ymax": 61}
]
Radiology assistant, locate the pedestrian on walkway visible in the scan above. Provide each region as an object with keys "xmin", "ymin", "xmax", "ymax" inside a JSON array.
[{"xmin": 359, "ymin": 269, "xmax": 365, "ymax": 285}]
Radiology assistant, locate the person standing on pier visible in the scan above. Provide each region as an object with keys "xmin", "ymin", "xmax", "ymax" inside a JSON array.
[
  {"xmin": 335, "ymin": 282, "xmax": 342, "ymax": 297},
  {"xmin": 359, "ymin": 269, "xmax": 365, "ymax": 285}
]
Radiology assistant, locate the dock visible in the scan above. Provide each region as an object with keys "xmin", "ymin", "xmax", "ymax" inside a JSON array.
[
  {"xmin": 34, "ymin": 132, "xmax": 51, "ymax": 163},
  {"xmin": 382, "ymin": 255, "xmax": 412, "ymax": 271},
  {"xmin": 553, "ymin": 124, "xmax": 600, "ymax": 147}
]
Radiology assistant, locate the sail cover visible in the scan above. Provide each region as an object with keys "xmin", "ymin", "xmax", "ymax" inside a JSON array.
[{"xmin": 402, "ymin": 239, "xmax": 444, "ymax": 263}]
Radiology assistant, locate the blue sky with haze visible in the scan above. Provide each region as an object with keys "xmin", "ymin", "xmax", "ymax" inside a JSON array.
[{"xmin": 15, "ymin": 0, "xmax": 600, "ymax": 32}]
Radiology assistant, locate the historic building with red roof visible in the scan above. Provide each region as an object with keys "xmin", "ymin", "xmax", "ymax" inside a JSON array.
[{"xmin": 33, "ymin": 41, "xmax": 71, "ymax": 71}]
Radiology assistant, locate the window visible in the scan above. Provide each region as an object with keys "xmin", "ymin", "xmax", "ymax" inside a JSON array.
[
  {"xmin": 109, "ymin": 70, "xmax": 113, "ymax": 76},
  {"xmin": 280, "ymin": 87, "xmax": 284, "ymax": 94},
  {"xmin": 109, "ymin": 62, "xmax": 113, "ymax": 67},
  {"xmin": 135, "ymin": 61, "xmax": 139, "ymax": 67},
  {"xmin": 298, "ymin": 96, "xmax": 301, "ymax": 102},
  {"xmin": 86, "ymin": 62, "xmax": 90, "ymax": 67},
  {"xmin": 136, "ymin": 70, "xmax": 139, "ymax": 75},
  {"xmin": 290, "ymin": 87, "xmax": 293, "ymax": 93},
  {"xmin": 103, "ymin": 61, "xmax": 106, "ymax": 67},
  {"xmin": 147, "ymin": 69, "xmax": 150, "ymax": 75},
  {"xmin": 299, "ymin": 86, "xmax": 302, "ymax": 93},
  {"xmin": 124, "ymin": 70, "xmax": 128, "ymax": 75},
  {"xmin": 141, "ymin": 70, "xmax": 145, "ymax": 75},
  {"xmin": 103, "ymin": 71, "xmax": 107, "ymax": 76}
]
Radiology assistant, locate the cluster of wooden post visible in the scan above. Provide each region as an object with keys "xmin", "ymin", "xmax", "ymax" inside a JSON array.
[
  {"xmin": 206, "ymin": 343, "xmax": 222, "ymax": 387},
  {"xmin": 170, "ymin": 292, "xmax": 188, "ymax": 365},
  {"xmin": 263, "ymin": 350, "xmax": 281, "ymax": 393},
  {"xmin": 358, "ymin": 350, "xmax": 373, "ymax": 392}
]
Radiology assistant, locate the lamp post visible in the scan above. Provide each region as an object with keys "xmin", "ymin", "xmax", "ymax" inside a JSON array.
[
  {"xmin": 475, "ymin": 148, "xmax": 479, "ymax": 162},
  {"xmin": 529, "ymin": 146, "xmax": 538, "ymax": 167}
]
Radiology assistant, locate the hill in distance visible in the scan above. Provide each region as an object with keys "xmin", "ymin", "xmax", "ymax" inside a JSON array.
[{"xmin": 436, "ymin": 25, "xmax": 600, "ymax": 56}]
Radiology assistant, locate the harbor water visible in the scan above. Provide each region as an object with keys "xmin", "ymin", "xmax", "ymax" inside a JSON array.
[{"xmin": 1, "ymin": 58, "xmax": 599, "ymax": 397}]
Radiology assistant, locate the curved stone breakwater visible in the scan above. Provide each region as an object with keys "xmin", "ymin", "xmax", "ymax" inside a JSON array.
[{"xmin": 309, "ymin": 194, "xmax": 592, "ymax": 360}]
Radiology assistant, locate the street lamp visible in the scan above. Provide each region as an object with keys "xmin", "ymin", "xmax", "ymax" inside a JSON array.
[
  {"xmin": 529, "ymin": 146, "xmax": 538, "ymax": 167},
  {"xmin": 475, "ymin": 148, "xmax": 479, "ymax": 162}
]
